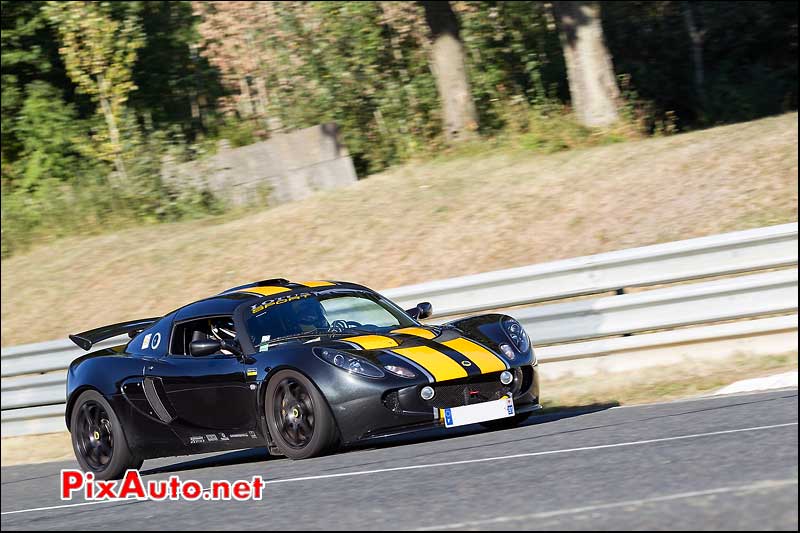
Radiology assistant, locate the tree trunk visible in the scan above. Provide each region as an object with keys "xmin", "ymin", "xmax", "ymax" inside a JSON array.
[
  {"xmin": 683, "ymin": 1, "xmax": 706, "ymax": 114},
  {"xmin": 97, "ymin": 74, "xmax": 128, "ymax": 186},
  {"xmin": 238, "ymin": 77, "xmax": 254, "ymax": 117},
  {"xmin": 420, "ymin": 1, "xmax": 478, "ymax": 143},
  {"xmin": 255, "ymin": 74, "xmax": 283, "ymax": 132},
  {"xmin": 553, "ymin": 1, "xmax": 620, "ymax": 127}
]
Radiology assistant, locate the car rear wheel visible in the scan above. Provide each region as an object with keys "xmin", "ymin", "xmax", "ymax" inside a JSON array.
[
  {"xmin": 70, "ymin": 389, "xmax": 143, "ymax": 480},
  {"xmin": 265, "ymin": 370, "xmax": 339, "ymax": 459}
]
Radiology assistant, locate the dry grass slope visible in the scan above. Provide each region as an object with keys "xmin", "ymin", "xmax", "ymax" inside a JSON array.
[{"xmin": 2, "ymin": 113, "xmax": 797, "ymax": 346}]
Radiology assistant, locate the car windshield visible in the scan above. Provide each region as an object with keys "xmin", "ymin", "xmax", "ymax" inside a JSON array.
[{"xmin": 243, "ymin": 291, "xmax": 416, "ymax": 349}]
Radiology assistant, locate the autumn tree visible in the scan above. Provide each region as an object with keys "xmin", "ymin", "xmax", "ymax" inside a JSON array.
[
  {"xmin": 192, "ymin": 1, "xmax": 288, "ymax": 128},
  {"xmin": 552, "ymin": 1, "xmax": 620, "ymax": 127},
  {"xmin": 43, "ymin": 1, "xmax": 144, "ymax": 185},
  {"xmin": 419, "ymin": 1, "xmax": 478, "ymax": 142}
]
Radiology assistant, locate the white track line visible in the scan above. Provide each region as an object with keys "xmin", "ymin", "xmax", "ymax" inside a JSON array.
[
  {"xmin": 416, "ymin": 479, "xmax": 800, "ymax": 530},
  {"xmin": 1, "ymin": 422, "xmax": 796, "ymax": 516}
]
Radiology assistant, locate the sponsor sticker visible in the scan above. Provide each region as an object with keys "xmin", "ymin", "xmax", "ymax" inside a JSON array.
[
  {"xmin": 258, "ymin": 335, "xmax": 271, "ymax": 352},
  {"xmin": 189, "ymin": 436, "xmax": 205, "ymax": 444},
  {"xmin": 141, "ymin": 333, "xmax": 152, "ymax": 349},
  {"xmin": 250, "ymin": 292, "xmax": 311, "ymax": 315}
]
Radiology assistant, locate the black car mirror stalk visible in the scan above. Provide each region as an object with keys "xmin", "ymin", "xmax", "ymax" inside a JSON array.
[
  {"xmin": 222, "ymin": 339, "xmax": 244, "ymax": 357},
  {"xmin": 189, "ymin": 339, "xmax": 243, "ymax": 357},
  {"xmin": 405, "ymin": 301, "xmax": 433, "ymax": 320}
]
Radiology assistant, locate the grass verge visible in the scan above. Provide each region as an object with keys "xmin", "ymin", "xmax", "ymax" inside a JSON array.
[{"xmin": 540, "ymin": 351, "xmax": 798, "ymax": 410}]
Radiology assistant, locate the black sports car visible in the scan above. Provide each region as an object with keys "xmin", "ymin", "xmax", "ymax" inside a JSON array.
[{"xmin": 66, "ymin": 279, "xmax": 541, "ymax": 479}]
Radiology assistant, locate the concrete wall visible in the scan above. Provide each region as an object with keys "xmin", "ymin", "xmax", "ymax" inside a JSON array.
[{"xmin": 162, "ymin": 123, "xmax": 357, "ymax": 206}]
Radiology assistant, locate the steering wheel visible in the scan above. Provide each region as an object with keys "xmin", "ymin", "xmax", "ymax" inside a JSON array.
[
  {"xmin": 330, "ymin": 320, "xmax": 349, "ymax": 332},
  {"xmin": 330, "ymin": 320, "xmax": 363, "ymax": 332}
]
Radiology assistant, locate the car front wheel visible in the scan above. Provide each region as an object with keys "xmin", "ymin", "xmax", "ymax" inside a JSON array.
[{"xmin": 265, "ymin": 370, "xmax": 339, "ymax": 459}]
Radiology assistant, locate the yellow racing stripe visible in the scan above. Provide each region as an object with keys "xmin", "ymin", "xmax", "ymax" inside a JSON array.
[
  {"xmin": 392, "ymin": 345, "xmax": 468, "ymax": 382},
  {"xmin": 239, "ymin": 286, "xmax": 291, "ymax": 297},
  {"xmin": 297, "ymin": 280, "xmax": 335, "ymax": 287},
  {"xmin": 390, "ymin": 327, "xmax": 437, "ymax": 340},
  {"xmin": 442, "ymin": 337, "xmax": 507, "ymax": 374},
  {"xmin": 342, "ymin": 335, "xmax": 399, "ymax": 350}
]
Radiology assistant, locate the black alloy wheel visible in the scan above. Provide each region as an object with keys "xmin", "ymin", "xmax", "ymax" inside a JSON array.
[
  {"xmin": 70, "ymin": 389, "xmax": 143, "ymax": 480},
  {"xmin": 75, "ymin": 400, "xmax": 114, "ymax": 470},
  {"xmin": 265, "ymin": 370, "xmax": 338, "ymax": 459},
  {"xmin": 273, "ymin": 377, "xmax": 315, "ymax": 448}
]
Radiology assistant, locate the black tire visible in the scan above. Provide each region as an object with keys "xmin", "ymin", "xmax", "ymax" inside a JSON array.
[
  {"xmin": 265, "ymin": 370, "xmax": 339, "ymax": 460},
  {"xmin": 69, "ymin": 389, "xmax": 143, "ymax": 480},
  {"xmin": 479, "ymin": 412, "xmax": 531, "ymax": 431}
]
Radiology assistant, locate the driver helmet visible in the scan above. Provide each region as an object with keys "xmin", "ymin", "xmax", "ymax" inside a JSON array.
[
  {"xmin": 292, "ymin": 297, "xmax": 329, "ymax": 332},
  {"xmin": 209, "ymin": 317, "xmax": 236, "ymax": 342}
]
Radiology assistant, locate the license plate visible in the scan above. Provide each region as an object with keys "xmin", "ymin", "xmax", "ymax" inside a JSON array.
[{"xmin": 443, "ymin": 396, "xmax": 515, "ymax": 428}]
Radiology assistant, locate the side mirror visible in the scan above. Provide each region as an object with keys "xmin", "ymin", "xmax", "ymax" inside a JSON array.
[
  {"xmin": 189, "ymin": 339, "xmax": 221, "ymax": 357},
  {"xmin": 406, "ymin": 302, "xmax": 433, "ymax": 320}
]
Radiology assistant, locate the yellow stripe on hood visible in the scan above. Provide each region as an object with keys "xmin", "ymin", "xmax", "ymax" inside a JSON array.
[
  {"xmin": 297, "ymin": 280, "xmax": 335, "ymax": 287},
  {"xmin": 441, "ymin": 337, "xmax": 507, "ymax": 374},
  {"xmin": 390, "ymin": 327, "xmax": 437, "ymax": 340},
  {"xmin": 342, "ymin": 335, "xmax": 399, "ymax": 350},
  {"xmin": 392, "ymin": 345, "xmax": 468, "ymax": 382},
  {"xmin": 239, "ymin": 286, "xmax": 291, "ymax": 297}
]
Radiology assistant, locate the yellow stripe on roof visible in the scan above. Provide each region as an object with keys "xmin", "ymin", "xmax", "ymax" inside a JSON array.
[
  {"xmin": 392, "ymin": 345, "xmax": 468, "ymax": 382},
  {"xmin": 442, "ymin": 337, "xmax": 507, "ymax": 374},
  {"xmin": 297, "ymin": 280, "xmax": 335, "ymax": 287},
  {"xmin": 391, "ymin": 327, "xmax": 437, "ymax": 340},
  {"xmin": 342, "ymin": 335, "xmax": 399, "ymax": 350},
  {"xmin": 239, "ymin": 286, "xmax": 291, "ymax": 297}
]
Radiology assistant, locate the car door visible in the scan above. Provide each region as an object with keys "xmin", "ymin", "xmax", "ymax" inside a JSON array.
[{"xmin": 146, "ymin": 317, "xmax": 258, "ymax": 432}]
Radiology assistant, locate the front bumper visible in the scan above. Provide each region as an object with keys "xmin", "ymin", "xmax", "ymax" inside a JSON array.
[
  {"xmin": 358, "ymin": 402, "xmax": 543, "ymax": 443},
  {"xmin": 334, "ymin": 364, "xmax": 540, "ymax": 445}
]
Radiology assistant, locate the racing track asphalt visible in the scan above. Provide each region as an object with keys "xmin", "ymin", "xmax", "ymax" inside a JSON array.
[{"xmin": 1, "ymin": 388, "xmax": 797, "ymax": 530}]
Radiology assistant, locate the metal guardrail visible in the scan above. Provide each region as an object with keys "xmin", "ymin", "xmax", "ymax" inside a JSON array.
[
  {"xmin": 383, "ymin": 222, "xmax": 798, "ymax": 317},
  {"xmin": 2, "ymin": 223, "xmax": 797, "ymax": 437}
]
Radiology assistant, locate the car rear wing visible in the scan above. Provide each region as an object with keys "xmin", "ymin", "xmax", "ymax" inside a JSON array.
[{"xmin": 69, "ymin": 317, "xmax": 161, "ymax": 351}]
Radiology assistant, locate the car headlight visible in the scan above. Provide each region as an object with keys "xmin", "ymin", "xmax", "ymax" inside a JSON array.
[
  {"xmin": 502, "ymin": 318, "xmax": 531, "ymax": 354},
  {"xmin": 314, "ymin": 348, "xmax": 385, "ymax": 378}
]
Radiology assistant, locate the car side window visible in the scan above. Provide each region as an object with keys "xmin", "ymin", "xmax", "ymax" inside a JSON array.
[{"xmin": 170, "ymin": 316, "xmax": 237, "ymax": 356}]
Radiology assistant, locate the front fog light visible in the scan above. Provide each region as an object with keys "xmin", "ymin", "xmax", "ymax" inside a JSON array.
[
  {"xmin": 500, "ymin": 370, "xmax": 513, "ymax": 385},
  {"xmin": 420, "ymin": 386, "xmax": 435, "ymax": 400}
]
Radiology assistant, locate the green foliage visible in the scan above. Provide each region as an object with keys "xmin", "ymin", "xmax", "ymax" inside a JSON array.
[
  {"xmin": 42, "ymin": 0, "xmax": 145, "ymax": 179},
  {"xmin": 457, "ymin": 2, "xmax": 566, "ymax": 131},
  {"xmin": 602, "ymin": 1, "xmax": 798, "ymax": 128},
  {"xmin": 1, "ymin": 0, "xmax": 797, "ymax": 257},
  {"xmin": 2, "ymin": 1, "xmax": 223, "ymax": 257},
  {"xmin": 214, "ymin": 117, "xmax": 261, "ymax": 148}
]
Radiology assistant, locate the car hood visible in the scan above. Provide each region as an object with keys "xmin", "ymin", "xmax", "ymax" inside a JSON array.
[{"xmin": 325, "ymin": 326, "xmax": 510, "ymax": 382}]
